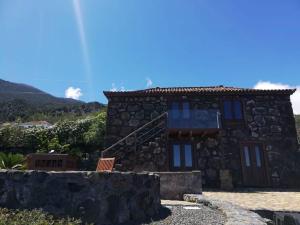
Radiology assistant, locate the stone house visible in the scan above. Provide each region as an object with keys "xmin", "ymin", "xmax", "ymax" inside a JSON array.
[{"xmin": 102, "ymin": 86, "xmax": 300, "ymax": 188}]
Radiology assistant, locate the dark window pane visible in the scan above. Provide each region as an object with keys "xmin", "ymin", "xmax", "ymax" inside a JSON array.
[
  {"xmin": 182, "ymin": 102, "xmax": 190, "ymax": 119},
  {"xmin": 172, "ymin": 102, "xmax": 180, "ymax": 119},
  {"xmin": 244, "ymin": 146, "xmax": 251, "ymax": 167},
  {"xmin": 184, "ymin": 145, "xmax": 192, "ymax": 167},
  {"xmin": 173, "ymin": 145, "xmax": 181, "ymax": 167},
  {"xmin": 223, "ymin": 100, "xmax": 233, "ymax": 119},
  {"xmin": 255, "ymin": 146, "xmax": 262, "ymax": 167},
  {"xmin": 234, "ymin": 100, "xmax": 242, "ymax": 119}
]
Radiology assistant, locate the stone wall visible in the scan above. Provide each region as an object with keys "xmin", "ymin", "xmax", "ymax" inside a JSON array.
[
  {"xmin": 105, "ymin": 93, "xmax": 300, "ymax": 188},
  {"xmin": 154, "ymin": 171, "xmax": 202, "ymax": 200},
  {"xmin": 105, "ymin": 96, "xmax": 168, "ymax": 147},
  {"xmin": 0, "ymin": 170, "xmax": 160, "ymax": 225}
]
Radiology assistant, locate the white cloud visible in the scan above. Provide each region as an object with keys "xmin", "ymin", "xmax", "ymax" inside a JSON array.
[
  {"xmin": 254, "ymin": 81, "xmax": 300, "ymax": 114},
  {"xmin": 146, "ymin": 78, "xmax": 153, "ymax": 88},
  {"xmin": 110, "ymin": 83, "xmax": 118, "ymax": 92},
  {"xmin": 110, "ymin": 83, "xmax": 128, "ymax": 92},
  {"xmin": 65, "ymin": 87, "xmax": 83, "ymax": 100}
]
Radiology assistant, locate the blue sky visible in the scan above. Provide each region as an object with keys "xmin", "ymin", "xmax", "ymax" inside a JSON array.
[{"xmin": 1, "ymin": 0, "xmax": 300, "ymax": 109}]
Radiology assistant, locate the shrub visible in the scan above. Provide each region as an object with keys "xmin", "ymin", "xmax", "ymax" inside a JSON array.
[
  {"xmin": 0, "ymin": 208, "xmax": 89, "ymax": 225},
  {"xmin": 0, "ymin": 152, "xmax": 25, "ymax": 169}
]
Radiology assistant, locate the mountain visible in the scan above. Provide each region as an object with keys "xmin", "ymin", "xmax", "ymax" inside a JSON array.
[{"xmin": 0, "ymin": 79, "xmax": 105, "ymax": 123}]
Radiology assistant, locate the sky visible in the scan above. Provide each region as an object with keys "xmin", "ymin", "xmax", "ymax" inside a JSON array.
[{"xmin": 0, "ymin": 0, "xmax": 300, "ymax": 113}]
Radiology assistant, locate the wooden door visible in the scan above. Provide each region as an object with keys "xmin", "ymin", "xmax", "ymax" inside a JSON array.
[{"xmin": 240, "ymin": 143, "xmax": 268, "ymax": 187}]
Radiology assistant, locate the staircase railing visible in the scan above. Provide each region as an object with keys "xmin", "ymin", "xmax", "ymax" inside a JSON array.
[{"xmin": 101, "ymin": 112, "xmax": 168, "ymax": 157}]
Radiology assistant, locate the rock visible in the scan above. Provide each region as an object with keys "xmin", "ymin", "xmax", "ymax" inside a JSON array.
[
  {"xmin": 246, "ymin": 100, "xmax": 255, "ymax": 106},
  {"xmin": 254, "ymin": 115, "xmax": 266, "ymax": 126},
  {"xmin": 252, "ymin": 107, "xmax": 267, "ymax": 115},
  {"xmin": 121, "ymin": 112, "xmax": 130, "ymax": 120},
  {"xmin": 143, "ymin": 104, "xmax": 154, "ymax": 110},
  {"xmin": 206, "ymin": 138, "xmax": 218, "ymax": 148},
  {"xmin": 111, "ymin": 119, "xmax": 122, "ymax": 126},
  {"xmin": 128, "ymin": 105, "xmax": 140, "ymax": 112},
  {"xmin": 129, "ymin": 119, "xmax": 139, "ymax": 127},
  {"xmin": 206, "ymin": 169, "xmax": 217, "ymax": 179},
  {"xmin": 135, "ymin": 111, "xmax": 144, "ymax": 120},
  {"xmin": 252, "ymin": 131, "xmax": 259, "ymax": 137},
  {"xmin": 271, "ymin": 125, "xmax": 282, "ymax": 133}
]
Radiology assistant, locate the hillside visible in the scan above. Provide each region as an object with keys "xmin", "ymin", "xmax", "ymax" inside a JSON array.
[{"xmin": 0, "ymin": 79, "xmax": 105, "ymax": 123}]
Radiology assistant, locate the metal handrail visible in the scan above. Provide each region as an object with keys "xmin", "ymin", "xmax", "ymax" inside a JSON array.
[
  {"xmin": 137, "ymin": 127, "xmax": 166, "ymax": 145},
  {"xmin": 101, "ymin": 112, "xmax": 168, "ymax": 157},
  {"xmin": 136, "ymin": 121, "xmax": 165, "ymax": 141}
]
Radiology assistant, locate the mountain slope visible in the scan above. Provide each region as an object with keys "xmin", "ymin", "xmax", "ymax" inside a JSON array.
[
  {"xmin": 0, "ymin": 79, "xmax": 104, "ymax": 123},
  {"xmin": 0, "ymin": 79, "xmax": 83, "ymax": 106}
]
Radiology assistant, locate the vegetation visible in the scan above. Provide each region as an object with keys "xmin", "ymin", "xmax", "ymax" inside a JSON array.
[
  {"xmin": 0, "ymin": 110, "xmax": 107, "ymax": 169},
  {"xmin": 0, "ymin": 152, "xmax": 25, "ymax": 169},
  {"xmin": 0, "ymin": 208, "xmax": 89, "ymax": 225}
]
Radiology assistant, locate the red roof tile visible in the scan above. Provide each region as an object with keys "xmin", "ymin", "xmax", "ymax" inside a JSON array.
[{"xmin": 104, "ymin": 86, "xmax": 296, "ymax": 97}]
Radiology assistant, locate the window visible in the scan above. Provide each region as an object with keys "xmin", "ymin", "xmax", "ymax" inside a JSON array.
[
  {"xmin": 182, "ymin": 102, "xmax": 190, "ymax": 119},
  {"xmin": 172, "ymin": 102, "xmax": 180, "ymax": 119},
  {"xmin": 184, "ymin": 145, "xmax": 192, "ymax": 167},
  {"xmin": 224, "ymin": 100, "xmax": 233, "ymax": 119},
  {"xmin": 255, "ymin": 146, "xmax": 262, "ymax": 167},
  {"xmin": 223, "ymin": 100, "xmax": 243, "ymax": 121},
  {"xmin": 234, "ymin": 101, "xmax": 242, "ymax": 119},
  {"xmin": 171, "ymin": 143, "xmax": 193, "ymax": 170},
  {"xmin": 173, "ymin": 145, "xmax": 181, "ymax": 167},
  {"xmin": 244, "ymin": 146, "xmax": 251, "ymax": 167}
]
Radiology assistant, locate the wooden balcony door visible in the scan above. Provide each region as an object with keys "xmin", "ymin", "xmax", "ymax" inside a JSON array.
[{"xmin": 240, "ymin": 143, "xmax": 268, "ymax": 187}]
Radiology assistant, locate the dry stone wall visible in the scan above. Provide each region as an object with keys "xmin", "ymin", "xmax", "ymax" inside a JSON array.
[{"xmin": 0, "ymin": 170, "xmax": 160, "ymax": 225}]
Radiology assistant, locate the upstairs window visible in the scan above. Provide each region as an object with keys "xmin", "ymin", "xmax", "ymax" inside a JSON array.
[
  {"xmin": 171, "ymin": 102, "xmax": 180, "ymax": 119},
  {"xmin": 182, "ymin": 102, "xmax": 190, "ymax": 119},
  {"xmin": 223, "ymin": 100, "xmax": 243, "ymax": 121}
]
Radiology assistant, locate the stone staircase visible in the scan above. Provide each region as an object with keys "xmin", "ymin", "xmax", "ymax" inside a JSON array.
[{"xmin": 101, "ymin": 112, "xmax": 169, "ymax": 171}]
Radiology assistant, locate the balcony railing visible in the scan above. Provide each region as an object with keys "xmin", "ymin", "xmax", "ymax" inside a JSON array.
[{"xmin": 167, "ymin": 109, "xmax": 221, "ymax": 129}]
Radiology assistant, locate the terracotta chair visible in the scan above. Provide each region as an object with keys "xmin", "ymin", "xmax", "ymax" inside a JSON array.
[{"xmin": 96, "ymin": 157, "xmax": 115, "ymax": 172}]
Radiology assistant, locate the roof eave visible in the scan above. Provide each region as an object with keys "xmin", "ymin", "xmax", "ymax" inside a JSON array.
[{"xmin": 103, "ymin": 89, "xmax": 296, "ymax": 98}]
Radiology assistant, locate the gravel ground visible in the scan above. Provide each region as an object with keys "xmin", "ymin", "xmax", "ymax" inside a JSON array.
[{"xmin": 138, "ymin": 204, "xmax": 226, "ymax": 225}]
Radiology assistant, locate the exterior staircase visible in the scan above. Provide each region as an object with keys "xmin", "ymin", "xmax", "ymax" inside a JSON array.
[{"xmin": 101, "ymin": 112, "xmax": 168, "ymax": 171}]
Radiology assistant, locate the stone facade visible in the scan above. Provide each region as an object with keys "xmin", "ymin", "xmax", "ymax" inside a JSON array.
[
  {"xmin": 104, "ymin": 90, "xmax": 300, "ymax": 188},
  {"xmin": 0, "ymin": 170, "xmax": 160, "ymax": 225}
]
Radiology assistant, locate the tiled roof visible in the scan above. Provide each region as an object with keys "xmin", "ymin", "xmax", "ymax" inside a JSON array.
[{"xmin": 103, "ymin": 85, "xmax": 296, "ymax": 97}]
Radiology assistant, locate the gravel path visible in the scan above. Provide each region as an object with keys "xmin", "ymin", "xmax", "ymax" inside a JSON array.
[{"xmin": 139, "ymin": 204, "xmax": 225, "ymax": 225}]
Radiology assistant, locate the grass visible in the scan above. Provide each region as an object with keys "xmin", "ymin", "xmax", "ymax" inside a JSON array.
[{"xmin": 0, "ymin": 208, "xmax": 89, "ymax": 225}]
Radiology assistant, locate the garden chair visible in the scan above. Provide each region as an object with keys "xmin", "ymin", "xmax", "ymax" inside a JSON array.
[{"xmin": 96, "ymin": 157, "xmax": 115, "ymax": 172}]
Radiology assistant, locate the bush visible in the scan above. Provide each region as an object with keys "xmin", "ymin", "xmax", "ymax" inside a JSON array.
[
  {"xmin": 0, "ymin": 111, "xmax": 107, "ymax": 158},
  {"xmin": 0, "ymin": 152, "xmax": 25, "ymax": 169},
  {"xmin": 0, "ymin": 208, "xmax": 89, "ymax": 225}
]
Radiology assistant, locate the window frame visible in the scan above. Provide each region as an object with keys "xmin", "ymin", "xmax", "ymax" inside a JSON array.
[
  {"xmin": 170, "ymin": 142, "xmax": 195, "ymax": 171},
  {"xmin": 221, "ymin": 98, "xmax": 245, "ymax": 125}
]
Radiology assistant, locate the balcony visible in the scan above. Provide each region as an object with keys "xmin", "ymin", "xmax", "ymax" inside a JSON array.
[{"xmin": 167, "ymin": 109, "xmax": 221, "ymax": 130}]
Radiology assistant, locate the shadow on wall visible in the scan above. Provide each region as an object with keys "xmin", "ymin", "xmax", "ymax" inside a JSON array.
[{"xmin": 120, "ymin": 206, "xmax": 172, "ymax": 225}]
